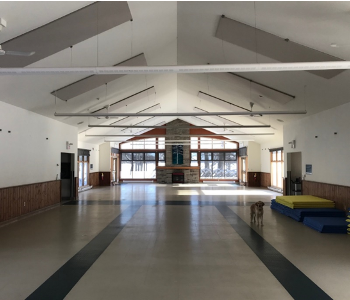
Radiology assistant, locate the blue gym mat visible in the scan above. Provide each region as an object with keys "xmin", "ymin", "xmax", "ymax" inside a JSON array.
[
  {"xmin": 270, "ymin": 200, "xmax": 286, "ymax": 214},
  {"xmin": 303, "ymin": 217, "xmax": 348, "ymax": 234},
  {"xmin": 270, "ymin": 200, "xmax": 345, "ymax": 222}
]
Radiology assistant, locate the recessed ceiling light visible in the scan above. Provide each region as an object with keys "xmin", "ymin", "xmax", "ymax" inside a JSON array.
[
  {"xmin": 330, "ymin": 43, "xmax": 338, "ymax": 48},
  {"xmin": 277, "ymin": 119, "xmax": 284, "ymax": 122}
]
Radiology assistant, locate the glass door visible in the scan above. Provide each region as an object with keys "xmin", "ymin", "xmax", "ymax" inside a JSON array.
[
  {"xmin": 241, "ymin": 157, "xmax": 246, "ymax": 183},
  {"xmin": 111, "ymin": 158, "xmax": 117, "ymax": 182},
  {"xmin": 78, "ymin": 155, "xmax": 89, "ymax": 187},
  {"xmin": 79, "ymin": 162, "xmax": 83, "ymax": 187}
]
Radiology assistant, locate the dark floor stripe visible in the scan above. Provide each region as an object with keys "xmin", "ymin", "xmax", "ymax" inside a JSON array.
[
  {"xmin": 64, "ymin": 199, "xmax": 270, "ymax": 206},
  {"xmin": 26, "ymin": 205, "xmax": 141, "ymax": 300},
  {"xmin": 215, "ymin": 205, "xmax": 332, "ymax": 300}
]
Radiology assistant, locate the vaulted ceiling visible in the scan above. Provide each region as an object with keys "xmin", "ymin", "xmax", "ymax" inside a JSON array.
[{"xmin": 1, "ymin": 1, "xmax": 350, "ymax": 146}]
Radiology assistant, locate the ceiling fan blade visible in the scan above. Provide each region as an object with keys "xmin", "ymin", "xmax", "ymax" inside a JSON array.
[
  {"xmin": 236, "ymin": 113, "xmax": 263, "ymax": 118},
  {"xmin": 5, "ymin": 50, "xmax": 35, "ymax": 56}
]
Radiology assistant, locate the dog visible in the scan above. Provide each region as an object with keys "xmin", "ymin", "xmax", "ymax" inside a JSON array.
[{"xmin": 250, "ymin": 201, "xmax": 265, "ymax": 226}]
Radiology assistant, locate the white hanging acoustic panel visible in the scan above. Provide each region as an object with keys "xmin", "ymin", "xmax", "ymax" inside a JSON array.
[
  {"xmin": 0, "ymin": 2, "xmax": 132, "ymax": 67},
  {"xmin": 52, "ymin": 54, "xmax": 147, "ymax": 101},
  {"xmin": 215, "ymin": 16, "xmax": 344, "ymax": 79}
]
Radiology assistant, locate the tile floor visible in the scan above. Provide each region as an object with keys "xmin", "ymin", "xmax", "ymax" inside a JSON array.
[{"xmin": 0, "ymin": 183, "xmax": 349, "ymax": 300}]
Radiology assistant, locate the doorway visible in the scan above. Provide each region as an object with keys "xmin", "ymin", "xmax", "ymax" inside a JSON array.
[
  {"xmin": 286, "ymin": 152, "xmax": 302, "ymax": 195},
  {"xmin": 78, "ymin": 155, "xmax": 89, "ymax": 188},
  {"xmin": 61, "ymin": 153, "xmax": 75, "ymax": 201}
]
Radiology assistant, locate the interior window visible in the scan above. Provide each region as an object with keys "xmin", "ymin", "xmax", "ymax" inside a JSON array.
[
  {"xmin": 199, "ymin": 151, "xmax": 237, "ymax": 180},
  {"xmin": 271, "ymin": 149, "xmax": 284, "ymax": 189}
]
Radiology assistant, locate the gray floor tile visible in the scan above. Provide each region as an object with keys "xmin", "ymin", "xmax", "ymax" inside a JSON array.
[{"xmin": 1, "ymin": 184, "xmax": 347, "ymax": 300}]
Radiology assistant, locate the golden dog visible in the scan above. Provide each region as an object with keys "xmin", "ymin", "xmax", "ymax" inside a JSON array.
[{"xmin": 250, "ymin": 201, "xmax": 265, "ymax": 226}]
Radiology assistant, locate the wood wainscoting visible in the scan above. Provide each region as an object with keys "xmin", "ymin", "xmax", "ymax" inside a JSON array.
[
  {"xmin": 261, "ymin": 173, "xmax": 271, "ymax": 188},
  {"xmin": 247, "ymin": 172, "xmax": 261, "ymax": 187},
  {"xmin": 89, "ymin": 172, "xmax": 99, "ymax": 186},
  {"xmin": 99, "ymin": 172, "xmax": 111, "ymax": 186},
  {"xmin": 247, "ymin": 172, "xmax": 271, "ymax": 188},
  {"xmin": 0, "ymin": 180, "xmax": 61, "ymax": 223},
  {"xmin": 302, "ymin": 180, "xmax": 350, "ymax": 211}
]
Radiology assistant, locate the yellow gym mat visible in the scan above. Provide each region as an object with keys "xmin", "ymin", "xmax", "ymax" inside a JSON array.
[{"xmin": 275, "ymin": 195, "xmax": 335, "ymax": 209}]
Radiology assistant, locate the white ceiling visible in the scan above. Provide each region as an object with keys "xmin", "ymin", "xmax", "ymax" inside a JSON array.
[{"xmin": 1, "ymin": 1, "xmax": 350, "ymax": 146}]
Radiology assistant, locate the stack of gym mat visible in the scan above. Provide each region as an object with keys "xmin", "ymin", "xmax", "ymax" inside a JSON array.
[
  {"xmin": 271, "ymin": 200, "xmax": 344, "ymax": 222},
  {"xmin": 271, "ymin": 195, "xmax": 347, "ymax": 233},
  {"xmin": 275, "ymin": 195, "xmax": 335, "ymax": 209},
  {"xmin": 303, "ymin": 217, "xmax": 348, "ymax": 234}
]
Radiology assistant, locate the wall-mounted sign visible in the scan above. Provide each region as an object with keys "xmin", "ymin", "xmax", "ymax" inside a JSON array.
[{"xmin": 306, "ymin": 164, "xmax": 312, "ymax": 175}]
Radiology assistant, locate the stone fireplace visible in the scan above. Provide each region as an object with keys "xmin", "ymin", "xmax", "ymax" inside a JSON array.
[
  {"xmin": 156, "ymin": 119, "xmax": 200, "ymax": 184},
  {"xmin": 172, "ymin": 172, "xmax": 184, "ymax": 183}
]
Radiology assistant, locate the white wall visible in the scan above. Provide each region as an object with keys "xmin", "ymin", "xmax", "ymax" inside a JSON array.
[
  {"xmin": 284, "ymin": 101, "xmax": 350, "ymax": 186},
  {"xmin": 247, "ymin": 141, "xmax": 261, "ymax": 172},
  {"xmin": 78, "ymin": 141, "xmax": 100, "ymax": 173},
  {"xmin": 99, "ymin": 142, "xmax": 111, "ymax": 172},
  {"xmin": 0, "ymin": 101, "xmax": 77, "ymax": 188}
]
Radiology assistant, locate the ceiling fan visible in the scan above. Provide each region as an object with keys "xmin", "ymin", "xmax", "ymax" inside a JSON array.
[
  {"xmin": 0, "ymin": 45, "xmax": 35, "ymax": 56},
  {"xmin": 95, "ymin": 105, "xmax": 111, "ymax": 119},
  {"xmin": 248, "ymin": 102, "xmax": 263, "ymax": 117}
]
